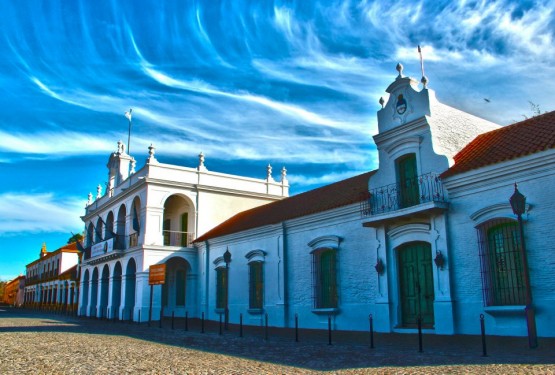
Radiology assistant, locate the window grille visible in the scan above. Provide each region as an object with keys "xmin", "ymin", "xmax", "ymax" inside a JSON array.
[
  {"xmin": 216, "ymin": 267, "xmax": 228, "ymax": 309},
  {"xmin": 312, "ymin": 248, "xmax": 338, "ymax": 309},
  {"xmin": 248, "ymin": 261, "xmax": 264, "ymax": 309},
  {"xmin": 477, "ymin": 219, "xmax": 526, "ymax": 306}
]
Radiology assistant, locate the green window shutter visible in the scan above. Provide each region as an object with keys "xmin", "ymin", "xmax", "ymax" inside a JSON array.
[
  {"xmin": 315, "ymin": 249, "xmax": 337, "ymax": 309},
  {"xmin": 216, "ymin": 268, "xmax": 228, "ymax": 309},
  {"xmin": 249, "ymin": 262, "xmax": 263, "ymax": 309}
]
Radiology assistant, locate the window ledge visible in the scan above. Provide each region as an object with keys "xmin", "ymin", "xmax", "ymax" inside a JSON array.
[
  {"xmin": 247, "ymin": 308, "xmax": 264, "ymax": 315},
  {"xmin": 484, "ymin": 305, "xmax": 525, "ymax": 316},
  {"xmin": 311, "ymin": 308, "xmax": 339, "ymax": 315}
]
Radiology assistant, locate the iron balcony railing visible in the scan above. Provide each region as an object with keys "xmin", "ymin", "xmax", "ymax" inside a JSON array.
[
  {"xmin": 163, "ymin": 230, "xmax": 195, "ymax": 247},
  {"xmin": 360, "ymin": 172, "xmax": 446, "ymax": 216}
]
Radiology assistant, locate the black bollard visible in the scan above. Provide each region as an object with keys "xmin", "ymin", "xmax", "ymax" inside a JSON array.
[
  {"xmin": 265, "ymin": 313, "xmax": 269, "ymax": 341},
  {"xmin": 328, "ymin": 315, "xmax": 332, "ymax": 345},
  {"xmin": 219, "ymin": 314, "xmax": 223, "ymax": 335},
  {"xmin": 172, "ymin": 311, "xmax": 175, "ymax": 330},
  {"xmin": 417, "ymin": 315, "xmax": 423, "ymax": 353},
  {"xmin": 480, "ymin": 314, "xmax": 488, "ymax": 357},
  {"xmin": 201, "ymin": 312, "xmax": 205, "ymax": 333},
  {"xmin": 185, "ymin": 311, "xmax": 188, "ymax": 331},
  {"xmin": 159, "ymin": 307, "xmax": 163, "ymax": 328},
  {"xmin": 138, "ymin": 309, "xmax": 141, "ymax": 324},
  {"xmin": 239, "ymin": 313, "xmax": 243, "ymax": 338},
  {"xmin": 295, "ymin": 313, "xmax": 299, "ymax": 343},
  {"xmin": 369, "ymin": 314, "xmax": 374, "ymax": 349}
]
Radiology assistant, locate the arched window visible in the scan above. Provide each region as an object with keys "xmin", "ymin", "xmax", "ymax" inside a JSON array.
[
  {"xmin": 477, "ymin": 219, "xmax": 525, "ymax": 306},
  {"xmin": 245, "ymin": 250, "xmax": 266, "ymax": 312}
]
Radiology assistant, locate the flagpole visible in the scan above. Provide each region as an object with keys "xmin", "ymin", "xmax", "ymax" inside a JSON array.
[{"xmin": 125, "ymin": 108, "xmax": 133, "ymax": 155}]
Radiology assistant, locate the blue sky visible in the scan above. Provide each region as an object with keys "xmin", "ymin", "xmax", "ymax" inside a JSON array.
[{"xmin": 1, "ymin": 0, "xmax": 554, "ymax": 280}]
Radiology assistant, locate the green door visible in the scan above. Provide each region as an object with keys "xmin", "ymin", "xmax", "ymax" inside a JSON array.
[
  {"xmin": 398, "ymin": 242, "xmax": 434, "ymax": 327},
  {"xmin": 397, "ymin": 154, "xmax": 419, "ymax": 208}
]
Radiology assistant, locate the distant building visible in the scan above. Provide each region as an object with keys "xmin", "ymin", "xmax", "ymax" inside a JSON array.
[
  {"xmin": 24, "ymin": 242, "xmax": 80, "ymax": 312},
  {"xmin": 3, "ymin": 275, "xmax": 25, "ymax": 306}
]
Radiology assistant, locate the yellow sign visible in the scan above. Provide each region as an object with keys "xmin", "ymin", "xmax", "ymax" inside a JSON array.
[{"xmin": 149, "ymin": 264, "xmax": 166, "ymax": 285}]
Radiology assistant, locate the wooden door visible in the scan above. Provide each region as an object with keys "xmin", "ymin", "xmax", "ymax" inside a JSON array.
[
  {"xmin": 398, "ymin": 242, "xmax": 434, "ymax": 327},
  {"xmin": 397, "ymin": 154, "xmax": 419, "ymax": 208}
]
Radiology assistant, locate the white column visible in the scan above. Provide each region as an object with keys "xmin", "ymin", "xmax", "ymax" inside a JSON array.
[
  {"xmin": 107, "ymin": 272, "xmax": 114, "ymax": 319},
  {"xmin": 120, "ymin": 272, "xmax": 128, "ymax": 320}
]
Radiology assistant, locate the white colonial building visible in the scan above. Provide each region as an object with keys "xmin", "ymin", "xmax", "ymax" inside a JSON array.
[
  {"xmin": 193, "ymin": 64, "xmax": 555, "ymax": 339},
  {"xmin": 78, "ymin": 63, "xmax": 555, "ymax": 340},
  {"xmin": 78, "ymin": 143, "xmax": 288, "ymax": 321},
  {"xmin": 24, "ymin": 242, "xmax": 80, "ymax": 312}
]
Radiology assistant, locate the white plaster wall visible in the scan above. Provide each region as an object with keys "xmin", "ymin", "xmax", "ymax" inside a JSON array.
[
  {"xmin": 200, "ymin": 205, "xmax": 377, "ymax": 331},
  {"xmin": 444, "ymin": 150, "xmax": 555, "ymax": 337}
]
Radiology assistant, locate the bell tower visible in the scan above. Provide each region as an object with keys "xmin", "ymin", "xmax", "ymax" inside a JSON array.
[{"xmin": 107, "ymin": 141, "xmax": 134, "ymax": 193}]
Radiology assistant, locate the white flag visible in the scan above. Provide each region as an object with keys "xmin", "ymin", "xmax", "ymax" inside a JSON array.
[{"xmin": 125, "ymin": 108, "xmax": 132, "ymax": 121}]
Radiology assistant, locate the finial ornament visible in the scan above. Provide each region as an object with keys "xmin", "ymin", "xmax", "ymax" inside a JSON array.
[
  {"xmin": 281, "ymin": 166, "xmax": 288, "ymax": 183},
  {"xmin": 421, "ymin": 75, "xmax": 429, "ymax": 88},
  {"xmin": 147, "ymin": 143, "xmax": 157, "ymax": 164},
  {"xmin": 266, "ymin": 164, "xmax": 275, "ymax": 182},
  {"xmin": 379, "ymin": 97, "xmax": 385, "ymax": 108},
  {"xmin": 396, "ymin": 63, "xmax": 404, "ymax": 78},
  {"xmin": 130, "ymin": 159, "xmax": 136, "ymax": 174},
  {"xmin": 198, "ymin": 152, "xmax": 207, "ymax": 171},
  {"xmin": 96, "ymin": 184, "xmax": 103, "ymax": 198},
  {"xmin": 87, "ymin": 192, "xmax": 93, "ymax": 205}
]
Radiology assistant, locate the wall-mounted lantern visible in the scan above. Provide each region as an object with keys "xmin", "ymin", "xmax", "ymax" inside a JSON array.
[
  {"xmin": 374, "ymin": 258, "xmax": 385, "ymax": 275},
  {"xmin": 434, "ymin": 250, "xmax": 445, "ymax": 270}
]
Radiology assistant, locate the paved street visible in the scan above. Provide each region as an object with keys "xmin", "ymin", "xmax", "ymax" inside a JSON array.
[{"xmin": 1, "ymin": 307, "xmax": 554, "ymax": 374}]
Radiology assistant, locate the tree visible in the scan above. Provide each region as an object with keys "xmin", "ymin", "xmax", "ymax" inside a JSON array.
[{"xmin": 67, "ymin": 233, "xmax": 83, "ymax": 244}]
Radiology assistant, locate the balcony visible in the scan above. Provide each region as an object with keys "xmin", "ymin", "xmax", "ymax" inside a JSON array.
[
  {"xmin": 360, "ymin": 173, "xmax": 447, "ymax": 224},
  {"xmin": 163, "ymin": 231, "xmax": 195, "ymax": 247}
]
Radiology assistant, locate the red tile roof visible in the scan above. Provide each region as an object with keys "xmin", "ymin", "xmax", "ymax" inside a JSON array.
[
  {"xmin": 195, "ymin": 171, "xmax": 375, "ymax": 242},
  {"xmin": 442, "ymin": 111, "xmax": 555, "ymax": 178}
]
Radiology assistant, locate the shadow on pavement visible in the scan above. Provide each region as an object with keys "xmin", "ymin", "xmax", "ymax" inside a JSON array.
[{"xmin": 1, "ymin": 307, "xmax": 554, "ymax": 371}]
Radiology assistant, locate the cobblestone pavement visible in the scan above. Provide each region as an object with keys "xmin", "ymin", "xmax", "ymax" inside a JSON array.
[{"xmin": 1, "ymin": 307, "xmax": 554, "ymax": 374}]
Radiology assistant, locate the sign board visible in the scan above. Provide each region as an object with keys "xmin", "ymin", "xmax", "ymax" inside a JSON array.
[
  {"xmin": 149, "ymin": 264, "xmax": 166, "ymax": 285},
  {"xmin": 91, "ymin": 238, "xmax": 114, "ymax": 258}
]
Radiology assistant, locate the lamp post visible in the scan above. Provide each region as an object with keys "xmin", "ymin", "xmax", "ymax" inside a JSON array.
[
  {"xmin": 509, "ymin": 183, "xmax": 538, "ymax": 348},
  {"xmin": 223, "ymin": 248, "xmax": 231, "ymax": 330}
]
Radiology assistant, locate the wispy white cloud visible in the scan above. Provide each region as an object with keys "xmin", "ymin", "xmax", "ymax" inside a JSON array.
[
  {"xmin": 141, "ymin": 65, "xmax": 361, "ymax": 130},
  {"xmin": 0, "ymin": 193, "xmax": 85, "ymax": 235},
  {"xmin": 0, "ymin": 130, "xmax": 114, "ymax": 155}
]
